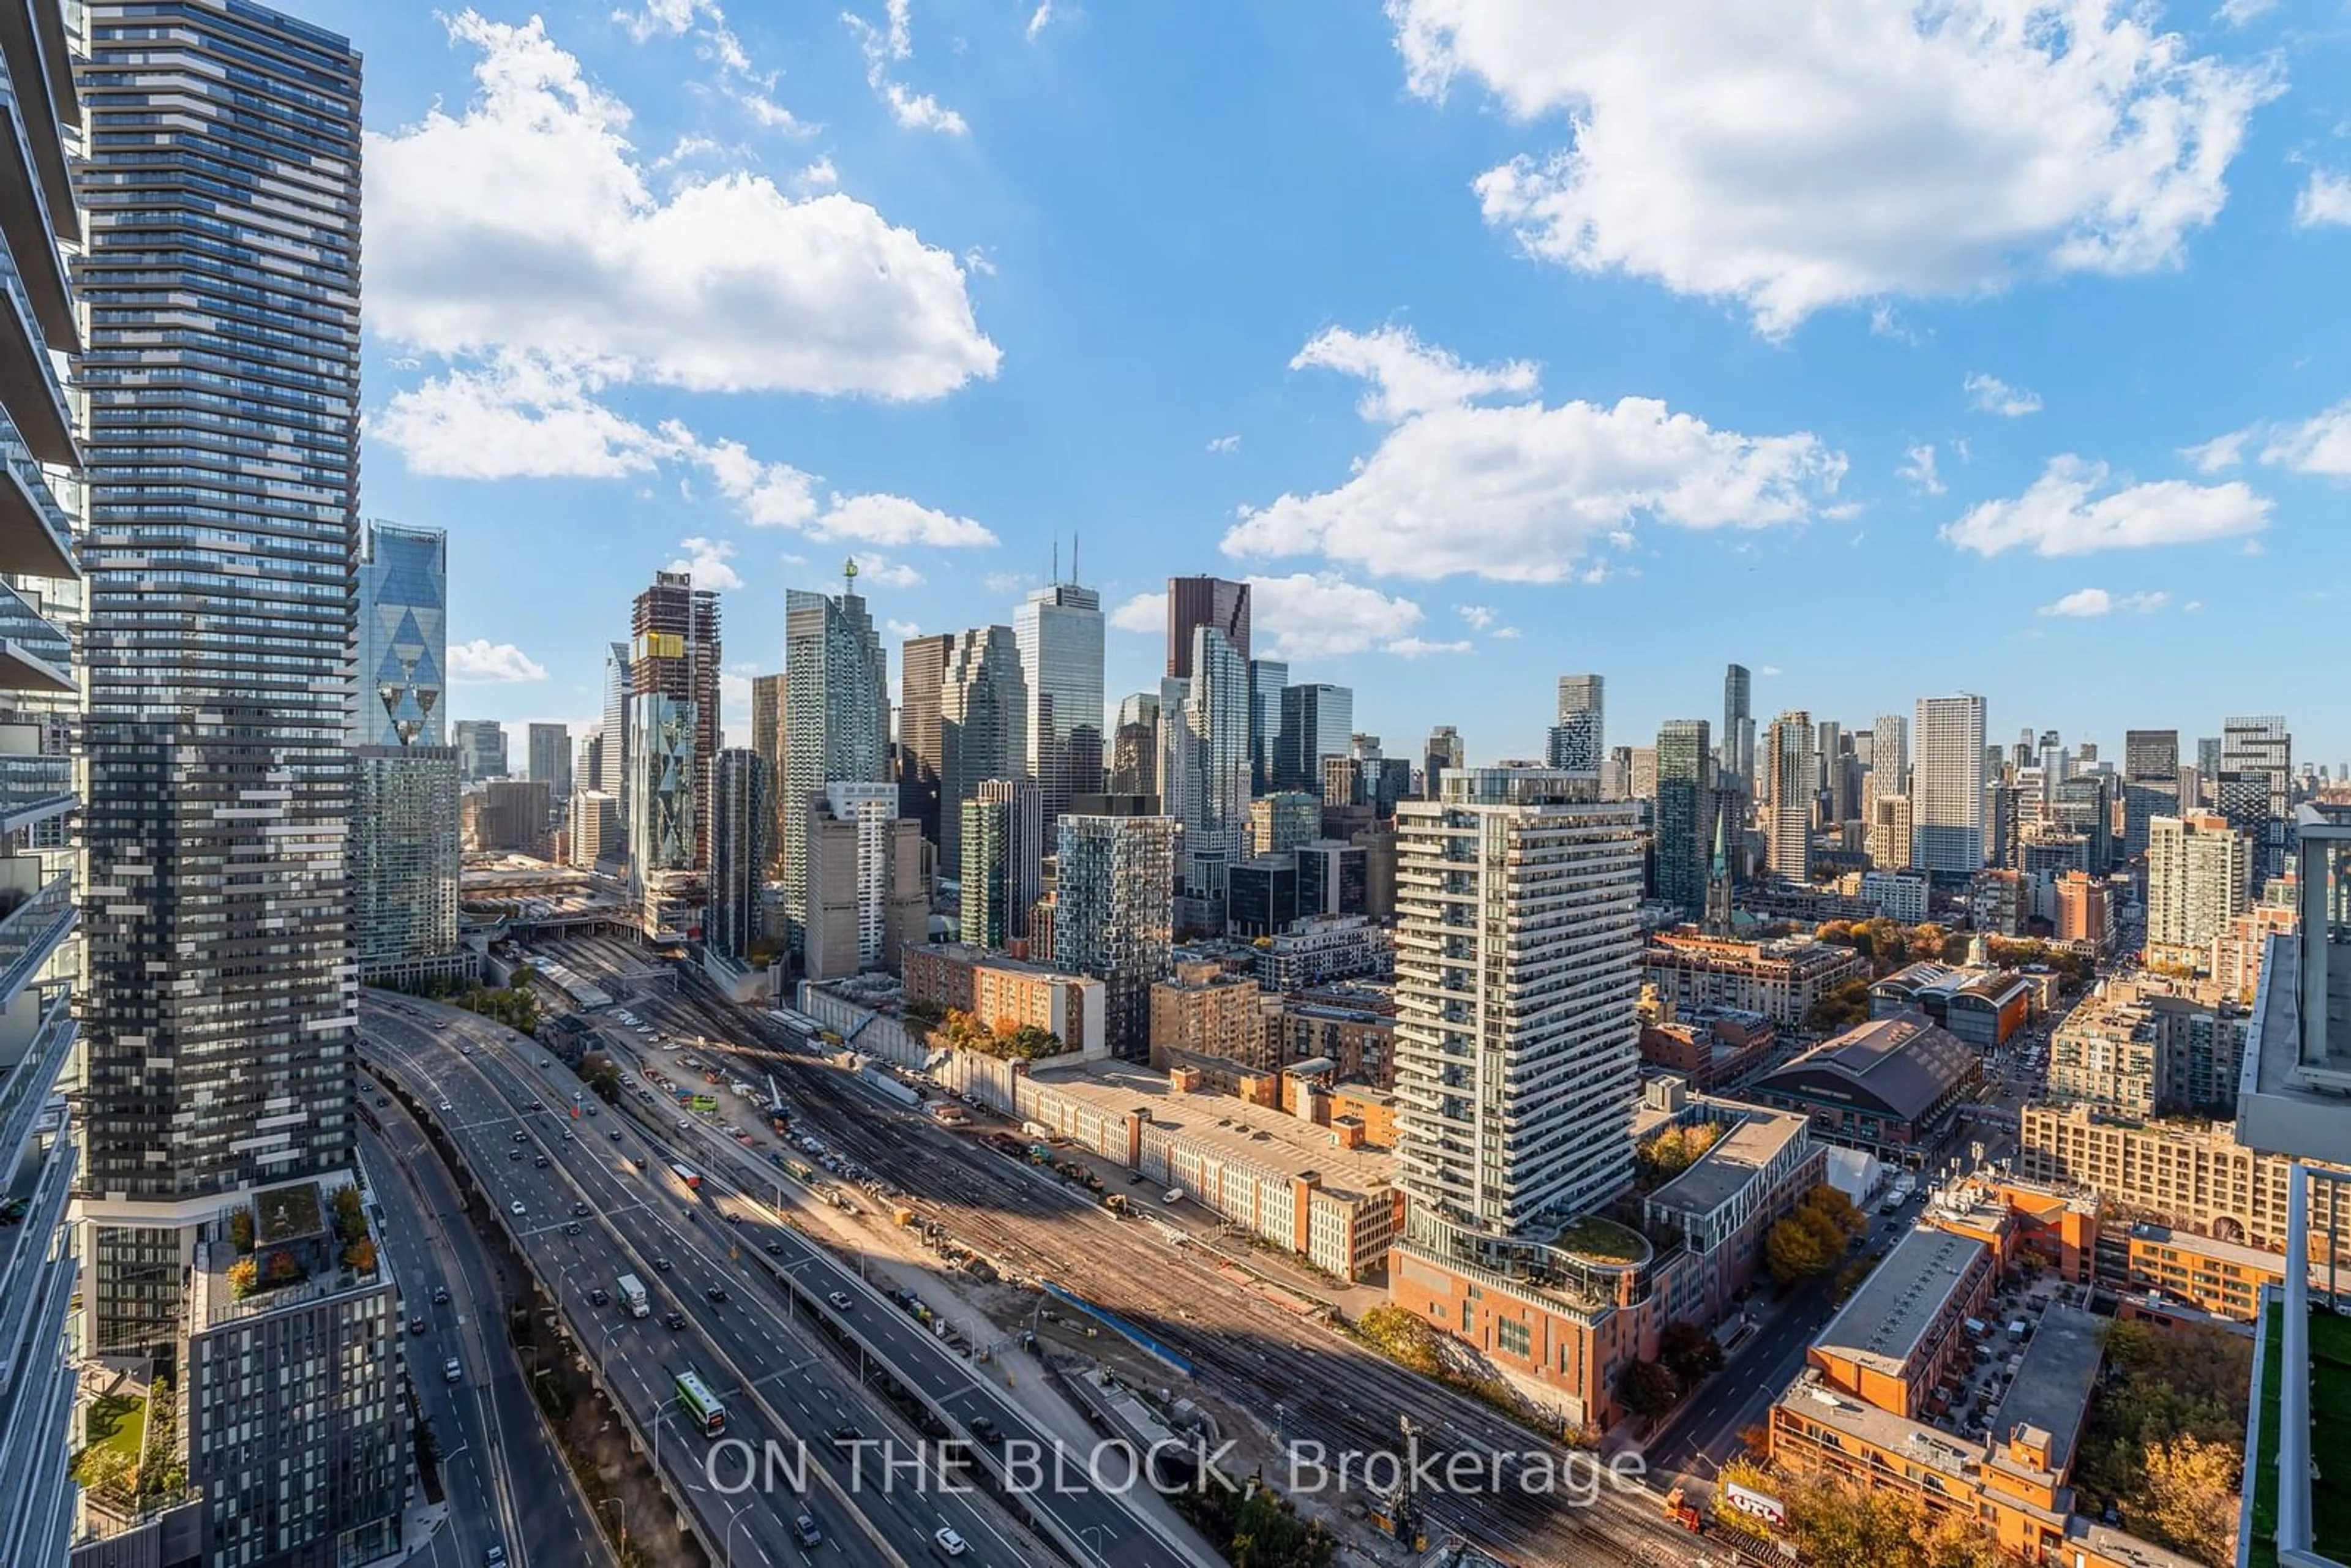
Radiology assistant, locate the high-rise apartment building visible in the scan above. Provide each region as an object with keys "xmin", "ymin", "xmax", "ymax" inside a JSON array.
[
  {"xmin": 2122, "ymin": 728, "xmax": 2180, "ymax": 860},
  {"xmin": 751, "ymin": 671, "xmax": 785, "ymax": 872},
  {"xmin": 570, "ymin": 789, "xmax": 620, "ymax": 868},
  {"xmin": 707, "ymin": 748, "xmax": 774, "ymax": 962},
  {"xmin": 353, "ymin": 520, "xmax": 446, "ymax": 746},
  {"xmin": 2147, "ymin": 812, "xmax": 2251, "ymax": 959},
  {"xmin": 1248, "ymin": 657, "xmax": 1288, "ymax": 795},
  {"xmin": 1549, "ymin": 673, "xmax": 1605, "ymax": 773},
  {"xmin": 1109, "ymin": 691, "xmax": 1158, "ymax": 798},
  {"xmin": 0, "ymin": 0, "xmax": 84, "ymax": 1549},
  {"xmin": 453, "ymin": 718, "xmax": 507, "ymax": 781},
  {"xmin": 1913, "ymin": 694, "xmax": 1988, "ymax": 876},
  {"xmin": 1392, "ymin": 769, "xmax": 1644, "ymax": 1234},
  {"xmin": 1055, "ymin": 809, "xmax": 1176, "ymax": 1057},
  {"xmin": 1161, "ymin": 626, "xmax": 1251, "ymax": 911},
  {"xmin": 802, "ymin": 782, "xmax": 926, "ymax": 980},
  {"xmin": 1764, "ymin": 710, "xmax": 1816, "ymax": 879},
  {"xmin": 1722, "ymin": 663, "xmax": 1755, "ymax": 792},
  {"xmin": 600, "ymin": 639, "xmax": 631, "ymax": 799},
  {"xmin": 627, "ymin": 569, "xmax": 721, "ymax": 876},
  {"xmin": 75, "ymin": 6, "xmax": 407, "ymax": 1559},
  {"xmin": 1248, "ymin": 791, "xmax": 1322, "ymax": 857},
  {"xmin": 1870, "ymin": 714, "xmax": 1910, "ymax": 795},
  {"xmin": 1275, "ymin": 681, "xmax": 1353, "ymax": 793},
  {"xmin": 1424, "ymin": 725, "xmax": 1463, "ymax": 800},
  {"xmin": 937, "ymin": 626, "xmax": 1027, "ymax": 877},
  {"xmin": 896, "ymin": 631, "xmax": 949, "ymax": 846},
  {"xmin": 782, "ymin": 571, "xmax": 891, "ymax": 950},
  {"xmin": 960, "ymin": 776, "xmax": 1044, "ymax": 948},
  {"xmin": 1868, "ymin": 792, "xmax": 1915, "ymax": 872},
  {"xmin": 527, "ymin": 720, "xmax": 571, "ymax": 805},
  {"xmin": 1014, "ymin": 577, "xmax": 1104, "ymax": 827},
  {"xmin": 1654, "ymin": 721, "xmax": 1715, "ymax": 920},
  {"xmin": 2220, "ymin": 714, "xmax": 2292, "ymax": 883},
  {"xmin": 1166, "ymin": 574, "xmax": 1250, "ymax": 678}
]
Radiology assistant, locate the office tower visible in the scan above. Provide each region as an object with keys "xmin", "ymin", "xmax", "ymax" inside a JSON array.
[
  {"xmin": 1627, "ymin": 747, "xmax": 1658, "ymax": 802},
  {"xmin": 570, "ymin": 789, "xmax": 620, "ymax": 867},
  {"xmin": 454, "ymin": 718, "xmax": 508, "ymax": 781},
  {"xmin": 75, "ymin": 6, "xmax": 406, "ymax": 1560},
  {"xmin": 2050, "ymin": 773, "xmax": 2113, "ymax": 871},
  {"xmin": 1275, "ymin": 681, "xmax": 1354, "ymax": 792},
  {"xmin": 960, "ymin": 776, "xmax": 1043, "ymax": 948},
  {"xmin": 627, "ymin": 569, "xmax": 721, "ymax": 875},
  {"xmin": 2221, "ymin": 715, "xmax": 2293, "ymax": 882},
  {"xmin": 601, "ymin": 640, "xmax": 631, "ymax": 797},
  {"xmin": 937, "ymin": 626, "xmax": 1027, "ymax": 876},
  {"xmin": 1249, "ymin": 657, "xmax": 1288, "ymax": 795},
  {"xmin": 2147, "ymin": 812, "xmax": 2251, "ymax": 956},
  {"xmin": 782, "ymin": 569, "xmax": 891, "ymax": 947},
  {"xmin": 1913, "ymin": 694, "xmax": 1988, "ymax": 876},
  {"xmin": 1056, "ymin": 808, "xmax": 1177, "ymax": 1057},
  {"xmin": 1817, "ymin": 719, "xmax": 1858, "ymax": 824},
  {"xmin": 0, "ymin": 0, "xmax": 83, "ymax": 1551},
  {"xmin": 2075, "ymin": 740, "xmax": 2099, "ymax": 770},
  {"xmin": 1654, "ymin": 721, "xmax": 1715, "ymax": 919},
  {"xmin": 707, "ymin": 748, "xmax": 775, "ymax": 962},
  {"xmin": 1248, "ymin": 791, "xmax": 1322, "ymax": 857},
  {"xmin": 751, "ymin": 671, "xmax": 786, "ymax": 872},
  {"xmin": 1425, "ymin": 725, "xmax": 1463, "ymax": 799},
  {"xmin": 1161, "ymin": 626, "xmax": 1251, "ymax": 912},
  {"xmin": 1763, "ymin": 710, "xmax": 1815, "ymax": 878},
  {"xmin": 464, "ymin": 778, "xmax": 552, "ymax": 855},
  {"xmin": 353, "ymin": 520, "xmax": 446, "ymax": 745},
  {"xmin": 1393, "ymin": 769, "xmax": 1644, "ymax": 1234},
  {"xmin": 1014, "ymin": 577, "xmax": 1105, "ymax": 827},
  {"xmin": 579, "ymin": 728, "xmax": 603, "ymax": 797},
  {"xmin": 802, "ymin": 782, "xmax": 926, "ymax": 980},
  {"xmin": 1867, "ymin": 792, "xmax": 1914, "ymax": 871},
  {"xmin": 1722, "ymin": 663, "xmax": 1755, "ymax": 791},
  {"xmin": 896, "ymin": 631, "xmax": 949, "ymax": 846},
  {"xmin": 2123, "ymin": 729, "xmax": 2181, "ymax": 860},
  {"xmin": 1547, "ymin": 673, "xmax": 1604, "ymax": 773},
  {"xmin": 1109, "ymin": 691, "xmax": 1158, "ymax": 797},
  {"xmin": 2196, "ymin": 736, "xmax": 2222, "ymax": 795},
  {"xmin": 527, "ymin": 721, "xmax": 571, "ymax": 800},
  {"xmin": 1166, "ymin": 574, "xmax": 1250, "ymax": 678}
]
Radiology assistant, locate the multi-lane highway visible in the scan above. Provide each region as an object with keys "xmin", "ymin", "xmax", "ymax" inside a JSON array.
[
  {"xmin": 532, "ymin": 939, "xmax": 1727, "ymax": 1568},
  {"xmin": 362, "ymin": 991, "xmax": 1202, "ymax": 1568},
  {"xmin": 361, "ymin": 1095, "xmax": 607, "ymax": 1567}
]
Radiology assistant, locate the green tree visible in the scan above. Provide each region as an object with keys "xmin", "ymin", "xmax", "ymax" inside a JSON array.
[
  {"xmin": 1766, "ymin": 1214, "xmax": 1831, "ymax": 1283},
  {"xmin": 580, "ymin": 1052, "xmax": 623, "ymax": 1105},
  {"xmin": 1659, "ymin": 1319, "xmax": 1723, "ymax": 1386},
  {"xmin": 1616, "ymin": 1359, "xmax": 1679, "ymax": 1419}
]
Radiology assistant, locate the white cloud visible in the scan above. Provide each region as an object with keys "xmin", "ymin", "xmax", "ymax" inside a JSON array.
[
  {"xmin": 1206, "ymin": 434, "xmax": 1240, "ymax": 454},
  {"xmin": 1385, "ymin": 637, "xmax": 1473, "ymax": 658},
  {"xmin": 1246, "ymin": 573, "xmax": 1427, "ymax": 659},
  {"xmin": 1963, "ymin": 373, "xmax": 2043, "ymax": 418},
  {"xmin": 983, "ymin": 572, "xmax": 1026, "ymax": 595},
  {"xmin": 885, "ymin": 618, "xmax": 923, "ymax": 639},
  {"xmin": 2255, "ymin": 402, "xmax": 2351, "ymax": 477},
  {"xmin": 612, "ymin": 0, "xmax": 802, "ymax": 133},
  {"xmin": 813, "ymin": 492, "xmax": 996, "ymax": 547},
  {"xmin": 1897, "ymin": 444, "xmax": 1945, "ymax": 495},
  {"xmin": 796, "ymin": 157, "xmax": 839, "ymax": 190},
  {"xmin": 449, "ymin": 638, "xmax": 549, "ymax": 683},
  {"xmin": 1026, "ymin": 1, "xmax": 1053, "ymax": 40},
  {"xmin": 1757, "ymin": 664, "xmax": 1782, "ymax": 677},
  {"xmin": 845, "ymin": 2, "xmax": 968, "ymax": 135},
  {"xmin": 2037, "ymin": 587, "xmax": 2168, "ymax": 617},
  {"xmin": 1455, "ymin": 604, "xmax": 1496, "ymax": 629},
  {"xmin": 375, "ymin": 352, "xmax": 672, "ymax": 479},
  {"xmin": 2294, "ymin": 171, "xmax": 2351, "ymax": 230},
  {"xmin": 962, "ymin": 246, "xmax": 997, "ymax": 277},
  {"xmin": 2183, "ymin": 599, "xmax": 2205, "ymax": 611},
  {"xmin": 1225, "ymin": 325, "xmax": 1845, "ymax": 582},
  {"xmin": 1392, "ymin": 2, "xmax": 2276, "ymax": 334},
  {"xmin": 666, "ymin": 535, "xmax": 744, "ymax": 590},
  {"xmin": 2218, "ymin": 0, "xmax": 2277, "ymax": 25},
  {"xmin": 1108, "ymin": 592, "xmax": 1165, "ymax": 634},
  {"xmin": 2180, "ymin": 429, "xmax": 2251, "ymax": 473},
  {"xmin": 367, "ymin": 13, "xmax": 996, "ymax": 399},
  {"xmin": 1943, "ymin": 456, "xmax": 2271, "ymax": 557},
  {"xmin": 1490, "ymin": 626, "xmax": 1521, "ymax": 639},
  {"xmin": 849, "ymin": 553, "xmax": 924, "ymax": 588}
]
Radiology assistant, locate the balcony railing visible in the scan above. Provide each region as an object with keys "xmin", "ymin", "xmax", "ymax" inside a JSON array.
[
  {"xmin": 0, "ymin": 988, "xmax": 70, "ymax": 1172},
  {"xmin": 0, "ymin": 580, "xmax": 66, "ymax": 692},
  {"xmin": 0, "ymin": 746, "xmax": 69, "ymax": 833},
  {"xmin": 0, "ymin": 425, "xmax": 75, "ymax": 579},
  {"xmin": 0, "ymin": 263, "xmax": 70, "ymax": 466},
  {"xmin": 0, "ymin": 871, "xmax": 72, "ymax": 1004}
]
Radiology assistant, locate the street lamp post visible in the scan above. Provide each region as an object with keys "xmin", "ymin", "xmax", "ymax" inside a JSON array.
[
  {"xmin": 599, "ymin": 1496, "xmax": 629, "ymax": 1558},
  {"xmin": 723, "ymin": 1498, "xmax": 755, "ymax": 1568}
]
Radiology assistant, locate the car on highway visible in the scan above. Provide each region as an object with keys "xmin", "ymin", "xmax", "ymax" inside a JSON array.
[
  {"xmin": 534, "ymin": 1155, "xmax": 550, "ymax": 1168},
  {"xmin": 375, "ymin": 1095, "xmax": 389, "ymax": 1108},
  {"xmin": 483, "ymin": 1547, "xmax": 505, "ymax": 1568},
  {"xmin": 444, "ymin": 1357, "xmax": 463, "ymax": 1385},
  {"xmin": 573, "ymin": 1201, "xmax": 590, "ymax": 1216},
  {"xmin": 966, "ymin": 1414, "xmax": 1000, "ymax": 1446},
  {"xmin": 653, "ymin": 1256, "xmax": 672, "ymax": 1272},
  {"xmin": 763, "ymin": 1241, "xmax": 782, "ymax": 1256},
  {"xmin": 662, "ymin": 1310, "xmax": 687, "ymax": 1329},
  {"xmin": 609, "ymin": 1128, "xmax": 623, "ymax": 1141},
  {"xmin": 675, "ymin": 1118, "xmax": 690, "ymax": 1131},
  {"xmin": 409, "ymin": 1316, "xmax": 426, "ymax": 1335},
  {"xmin": 706, "ymin": 1286, "xmax": 729, "ymax": 1304},
  {"xmin": 509, "ymin": 1201, "xmax": 527, "ymax": 1217},
  {"xmin": 933, "ymin": 1526, "xmax": 969, "ymax": 1557},
  {"xmin": 827, "ymin": 1291, "xmax": 853, "ymax": 1310},
  {"xmin": 512, "ymin": 1130, "xmax": 529, "ymax": 1143},
  {"xmin": 793, "ymin": 1513, "xmax": 823, "ymax": 1547},
  {"xmin": 589, "ymin": 1288, "xmax": 609, "ymax": 1307},
  {"xmin": 458, "ymin": 1044, "xmax": 471, "ymax": 1056},
  {"xmin": 830, "ymin": 1424, "xmax": 861, "ymax": 1448},
  {"xmin": 437, "ymin": 1100, "xmax": 452, "ymax": 1113},
  {"xmin": 432, "ymin": 1285, "xmax": 449, "ymax": 1304},
  {"xmin": 564, "ymin": 1221, "xmax": 583, "ymax": 1236},
  {"xmin": 539, "ymin": 1057, "xmax": 551, "ymax": 1068},
  {"xmin": 509, "ymin": 1150, "xmax": 523, "ymax": 1162}
]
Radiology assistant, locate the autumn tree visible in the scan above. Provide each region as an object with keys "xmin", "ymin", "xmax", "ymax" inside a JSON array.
[
  {"xmin": 1659, "ymin": 1320, "xmax": 1724, "ymax": 1386},
  {"xmin": 1615, "ymin": 1359, "xmax": 1679, "ymax": 1420},
  {"xmin": 2132, "ymin": 1433, "xmax": 2240, "ymax": 1567}
]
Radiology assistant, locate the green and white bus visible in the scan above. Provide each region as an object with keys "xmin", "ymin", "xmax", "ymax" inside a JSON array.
[{"xmin": 675, "ymin": 1369, "xmax": 726, "ymax": 1438}]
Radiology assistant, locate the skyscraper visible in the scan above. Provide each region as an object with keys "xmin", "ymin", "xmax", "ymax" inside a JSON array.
[
  {"xmin": 1913, "ymin": 694, "xmax": 1989, "ymax": 876},
  {"xmin": 1248, "ymin": 657, "xmax": 1289, "ymax": 795},
  {"xmin": 1722, "ymin": 663, "xmax": 1755, "ymax": 790},
  {"xmin": 2121, "ymin": 729, "xmax": 2180, "ymax": 860},
  {"xmin": 453, "ymin": 718, "xmax": 508, "ymax": 781},
  {"xmin": 1424, "ymin": 725, "xmax": 1464, "ymax": 799},
  {"xmin": 1109, "ymin": 691, "xmax": 1159, "ymax": 798},
  {"xmin": 601, "ymin": 639, "xmax": 632, "ymax": 798},
  {"xmin": 782, "ymin": 569, "xmax": 891, "ymax": 948},
  {"xmin": 707, "ymin": 748, "xmax": 775, "ymax": 962},
  {"xmin": 1161, "ymin": 625, "xmax": 1251, "ymax": 912},
  {"xmin": 0, "ymin": 0, "xmax": 86, "ymax": 1548},
  {"xmin": 1550, "ymin": 673, "xmax": 1605, "ymax": 773},
  {"xmin": 937, "ymin": 626, "xmax": 1027, "ymax": 876},
  {"xmin": 1056, "ymin": 808, "xmax": 1177, "ymax": 1057},
  {"xmin": 1166, "ymin": 574, "xmax": 1250, "ymax": 677},
  {"xmin": 1392, "ymin": 769, "xmax": 1644, "ymax": 1234},
  {"xmin": 803, "ymin": 782, "xmax": 926, "ymax": 980},
  {"xmin": 2221, "ymin": 715, "xmax": 2293, "ymax": 883},
  {"xmin": 1014, "ymin": 577, "xmax": 1105, "ymax": 827},
  {"xmin": 2147, "ymin": 812, "xmax": 2251, "ymax": 957},
  {"xmin": 961, "ymin": 776, "xmax": 1044, "ymax": 948},
  {"xmin": 751, "ymin": 671, "xmax": 786, "ymax": 872},
  {"xmin": 76, "ymin": 5, "xmax": 406, "ymax": 1557},
  {"xmin": 1275, "ymin": 682, "xmax": 1354, "ymax": 792},
  {"xmin": 897, "ymin": 631, "xmax": 950, "ymax": 846},
  {"xmin": 1764, "ymin": 710, "xmax": 1816, "ymax": 879},
  {"xmin": 1654, "ymin": 721, "xmax": 1715, "ymax": 920},
  {"xmin": 628, "ymin": 569, "xmax": 721, "ymax": 877},
  {"xmin": 353, "ymin": 520, "xmax": 446, "ymax": 745},
  {"xmin": 527, "ymin": 721, "xmax": 572, "ymax": 801}
]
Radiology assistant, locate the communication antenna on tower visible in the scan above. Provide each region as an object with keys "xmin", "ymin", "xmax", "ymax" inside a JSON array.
[
  {"xmin": 1051, "ymin": 536, "xmax": 1059, "ymax": 584},
  {"xmin": 1071, "ymin": 532, "xmax": 1080, "ymax": 585}
]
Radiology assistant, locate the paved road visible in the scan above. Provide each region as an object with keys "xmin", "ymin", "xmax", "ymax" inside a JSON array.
[
  {"xmin": 361, "ymin": 1101, "xmax": 607, "ymax": 1568},
  {"xmin": 362, "ymin": 994, "xmax": 1176, "ymax": 1568}
]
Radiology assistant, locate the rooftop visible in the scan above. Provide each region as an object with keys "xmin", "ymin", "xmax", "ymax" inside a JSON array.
[
  {"xmin": 1032, "ymin": 1059, "xmax": 1395, "ymax": 1200},
  {"xmin": 1640, "ymin": 1107, "xmax": 1812, "ymax": 1220},
  {"xmin": 1755, "ymin": 1010, "xmax": 1977, "ymax": 1123},
  {"xmin": 1990, "ymin": 1303, "xmax": 2103, "ymax": 1477},
  {"xmin": 1814, "ymin": 1221, "xmax": 1989, "ymax": 1381}
]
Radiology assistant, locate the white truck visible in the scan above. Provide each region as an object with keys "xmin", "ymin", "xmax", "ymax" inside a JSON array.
[{"xmin": 616, "ymin": 1272, "xmax": 650, "ymax": 1319}]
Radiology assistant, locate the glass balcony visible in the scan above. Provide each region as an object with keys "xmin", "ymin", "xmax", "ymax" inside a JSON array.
[
  {"xmin": 0, "ymin": 746, "xmax": 67, "ymax": 833},
  {"xmin": 0, "ymin": 987, "xmax": 69, "ymax": 1176},
  {"xmin": 0, "ymin": 80, "xmax": 73, "ymax": 351},
  {"xmin": 0, "ymin": 579, "xmax": 66, "ymax": 692},
  {"xmin": 0, "ymin": 423, "xmax": 74, "ymax": 579},
  {"xmin": 0, "ymin": 262, "xmax": 69, "ymax": 467},
  {"xmin": 0, "ymin": 871, "xmax": 72, "ymax": 1006}
]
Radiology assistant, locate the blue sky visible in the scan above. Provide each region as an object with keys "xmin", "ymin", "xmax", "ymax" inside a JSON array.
[{"xmin": 324, "ymin": 0, "xmax": 2351, "ymax": 768}]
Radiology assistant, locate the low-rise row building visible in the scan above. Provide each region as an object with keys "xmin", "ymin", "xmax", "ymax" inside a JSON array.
[
  {"xmin": 1869, "ymin": 961, "xmax": 2033, "ymax": 1048},
  {"xmin": 899, "ymin": 942, "xmax": 1108, "ymax": 1057},
  {"xmin": 1636, "ymin": 994, "xmax": 1775, "ymax": 1090},
  {"xmin": 1642, "ymin": 931, "xmax": 1869, "ymax": 1029}
]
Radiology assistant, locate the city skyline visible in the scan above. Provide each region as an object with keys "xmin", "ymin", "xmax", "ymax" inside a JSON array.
[{"xmin": 285, "ymin": 1, "xmax": 2348, "ymax": 762}]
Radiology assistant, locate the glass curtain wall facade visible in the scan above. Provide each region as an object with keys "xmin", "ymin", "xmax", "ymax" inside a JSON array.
[
  {"xmin": 782, "ymin": 578, "xmax": 890, "ymax": 949},
  {"xmin": 707, "ymin": 748, "xmax": 774, "ymax": 961},
  {"xmin": 937, "ymin": 626, "xmax": 1025, "ymax": 878},
  {"xmin": 353, "ymin": 520, "xmax": 444, "ymax": 746},
  {"xmin": 1013, "ymin": 579, "xmax": 1104, "ymax": 828}
]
